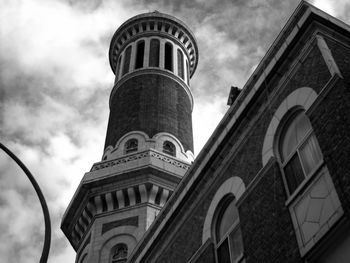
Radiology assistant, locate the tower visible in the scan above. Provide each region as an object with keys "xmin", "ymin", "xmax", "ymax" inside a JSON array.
[{"xmin": 61, "ymin": 11, "xmax": 198, "ymax": 263}]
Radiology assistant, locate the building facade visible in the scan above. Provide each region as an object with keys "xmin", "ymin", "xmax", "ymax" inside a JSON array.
[{"xmin": 62, "ymin": 1, "xmax": 350, "ymax": 263}]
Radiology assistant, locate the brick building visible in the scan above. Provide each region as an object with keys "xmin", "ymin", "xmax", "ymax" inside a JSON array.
[{"xmin": 62, "ymin": 1, "xmax": 350, "ymax": 262}]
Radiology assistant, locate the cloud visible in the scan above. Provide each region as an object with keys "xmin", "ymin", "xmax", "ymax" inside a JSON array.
[{"xmin": 1, "ymin": 0, "xmax": 349, "ymax": 262}]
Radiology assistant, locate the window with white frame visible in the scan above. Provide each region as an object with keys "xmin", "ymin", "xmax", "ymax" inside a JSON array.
[
  {"xmin": 214, "ymin": 196, "xmax": 244, "ymax": 263},
  {"xmin": 279, "ymin": 110, "xmax": 323, "ymax": 195},
  {"xmin": 110, "ymin": 243, "xmax": 127, "ymax": 263}
]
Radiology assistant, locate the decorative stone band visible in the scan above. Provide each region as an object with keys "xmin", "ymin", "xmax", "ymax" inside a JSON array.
[
  {"xmin": 70, "ymin": 182, "xmax": 172, "ymax": 247},
  {"xmin": 109, "ymin": 12, "xmax": 198, "ymax": 77},
  {"xmin": 91, "ymin": 149, "xmax": 191, "ymax": 172}
]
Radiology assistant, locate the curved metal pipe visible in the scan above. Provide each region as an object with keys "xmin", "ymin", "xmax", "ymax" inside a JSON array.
[{"xmin": 0, "ymin": 143, "xmax": 51, "ymax": 263}]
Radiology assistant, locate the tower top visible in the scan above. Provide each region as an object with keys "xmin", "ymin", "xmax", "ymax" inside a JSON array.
[{"xmin": 109, "ymin": 11, "xmax": 199, "ymax": 77}]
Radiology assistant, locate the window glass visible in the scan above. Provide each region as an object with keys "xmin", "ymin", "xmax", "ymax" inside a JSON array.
[
  {"xmin": 135, "ymin": 41, "xmax": 145, "ymax": 69},
  {"xmin": 215, "ymin": 197, "xmax": 243, "ymax": 263},
  {"xmin": 186, "ymin": 60, "xmax": 190, "ymax": 85},
  {"xmin": 177, "ymin": 49, "xmax": 184, "ymax": 79},
  {"xmin": 116, "ymin": 55, "xmax": 122, "ymax": 80},
  {"xmin": 216, "ymin": 199, "xmax": 239, "ymax": 241},
  {"xmin": 299, "ymin": 134, "xmax": 323, "ymax": 175},
  {"xmin": 122, "ymin": 46, "xmax": 132, "ymax": 75},
  {"xmin": 217, "ymin": 239, "xmax": 231, "ymax": 263},
  {"xmin": 164, "ymin": 42, "xmax": 173, "ymax": 71},
  {"xmin": 281, "ymin": 113, "xmax": 312, "ymax": 161},
  {"xmin": 125, "ymin": 139, "xmax": 138, "ymax": 154},
  {"xmin": 279, "ymin": 111, "xmax": 323, "ymax": 194},
  {"xmin": 229, "ymin": 228, "xmax": 243, "ymax": 263},
  {"xmin": 149, "ymin": 39, "xmax": 160, "ymax": 67},
  {"xmin": 284, "ymin": 154, "xmax": 305, "ymax": 193},
  {"xmin": 163, "ymin": 141, "xmax": 176, "ymax": 156}
]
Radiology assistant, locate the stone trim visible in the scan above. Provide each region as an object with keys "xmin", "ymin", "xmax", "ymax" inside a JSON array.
[
  {"xmin": 202, "ymin": 177, "xmax": 245, "ymax": 243},
  {"xmin": 92, "ymin": 150, "xmax": 190, "ymax": 172},
  {"xmin": 70, "ymin": 182, "xmax": 173, "ymax": 248},
  {"xmin": 316, "ymin": 34, "xmax": 343, "ymax": 78},
  {"xmin": 262, "ymin": 87, "xmax": 318, "ymax": 166}
]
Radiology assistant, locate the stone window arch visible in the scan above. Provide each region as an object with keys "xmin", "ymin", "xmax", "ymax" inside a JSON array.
[
  {"xmin": 125, "ymin": 138, "xmax": 138, "ymax": 154},
  {"xmin": 164, "ymin": 42, "xmax": 173, "ymax": 71},
  {"xmin": 135, "ymin": 40, "xmax": 145, "ymax": 69},
  {"xmin": 202, "ymin": 177, "xmax": 245, "ymax": 243},
  {"xmin": 262, "ymin": 87, "xmax": 318, "ymax": 166},
  {"xmin": 163, "ymin": 140, "xmax": 176, "ymax": 157},
  {"xmin": 149, "ymin": 39, "xmax": 160, "ymax": 67},
  {"xmin": 110, "ymin": 243, "xmax": 128, "ymax": 263}
]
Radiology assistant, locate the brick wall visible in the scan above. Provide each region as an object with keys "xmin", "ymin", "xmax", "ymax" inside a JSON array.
[
  {"xmin": 239, "ymin": 162, "xmax": 302, "ymax": 263},
  {"xmin": 104, "ymin": 74, "xmax": 193, "ymax": 152},
  {"xmin": 131, "ymin": 26, "xmax": 350, "ymax": 263}
]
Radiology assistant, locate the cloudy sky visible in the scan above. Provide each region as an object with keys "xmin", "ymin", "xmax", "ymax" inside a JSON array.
[{"xmin": 1, "ymin": 0, "xmax": 350, "ymax": 262}]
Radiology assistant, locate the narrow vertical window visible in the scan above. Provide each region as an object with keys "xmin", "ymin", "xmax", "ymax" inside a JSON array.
[
  {"xmin": 122, "ymin": 46, "xmax": 132, "ymax": 76},
  {"xmin": 163, "ymin": 141, "xmax": 175, "ymax": 157},
  {"xmin": 135, "ymin": 41, "xmax": 145, "ymax": 69},
  {"xmin": 111, "ymin": 243, "xmax": 128, "ymax": 263},
  {"xmin": 177, "ymin": 49, "xmax": 184, "ymax": 79},
  {"xmin": 115, "ymin": 55, "xmax": 122, "ymax": 81},
  {"xmin": 164, "ymin": 42, "xmax": 173, "ymax": 71},
  {"xmin": 149, "ymin": 39, "xmax": 160, "ymax": 67},
  {"xmin": 186, "ymin": 60, "xmax": 190, "ymax": 85}
]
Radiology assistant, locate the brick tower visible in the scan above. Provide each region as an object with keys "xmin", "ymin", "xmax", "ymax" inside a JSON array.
[{"xmin": 61, "ymin": 11, "xmax": 198, "ymax": 263}]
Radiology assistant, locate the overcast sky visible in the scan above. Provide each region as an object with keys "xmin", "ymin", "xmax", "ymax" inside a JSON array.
[{"xmin": 1, "ymin": 0, "xmax": 350, "ymax": 262}]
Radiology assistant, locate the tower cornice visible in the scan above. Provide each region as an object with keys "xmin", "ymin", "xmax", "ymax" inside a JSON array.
[{"xmin": 109, "ymin": 11, "xmax": 199, "ymax": 77}]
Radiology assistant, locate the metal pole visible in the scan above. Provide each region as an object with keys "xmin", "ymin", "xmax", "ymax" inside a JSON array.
[{"xmin": 0, "ymin": 143, "xmax": 51, "ymax": 263}]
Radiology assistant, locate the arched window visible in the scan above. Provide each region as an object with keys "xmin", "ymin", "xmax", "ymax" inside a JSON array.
[
  {"xmin": 164, "ymin": 42, "xmax": 173, "ymax": 71},
  {"xmin": 135, "ymin": 41, "xmax": 145, "ymax": 69},
  {"xmin": 163, "ymin": 141, "xmax": 175, "ymax": 157},
  {"xmin": 122, "ymin": 46, "xmax": 132, "ymax": 76},
  {"xmin": 111, "ymin": 243, "xmax": 128, "ymax": 263},
  {"xmin": 214, "ymin": 196, "xmax": 243, "ymax": 263},
  {"xmin": 177, "ymin": 49, "xmax": 184, "ymax": 79},
  {"xmin": 125, "ymin": 139, "xmax": 138, "ymax": 154},
  {"xmin": 279, "ymin": 111, "xmax": 323, "ymax": 195},
  {"xmin": 116, "ymin": 55, "xmax": 122, "ymax": 81},
  {"xmin": 149, "ymin": 39, "xmax": 160, "ymax": 67}
]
